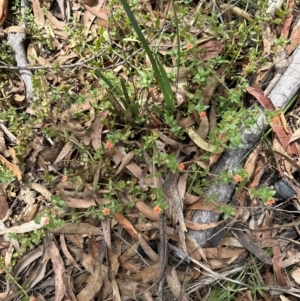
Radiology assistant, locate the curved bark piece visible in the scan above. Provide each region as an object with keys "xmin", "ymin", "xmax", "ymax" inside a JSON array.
[{"xmin": 188, "ymin": 47, "xmax": 300, "ymax": 246}]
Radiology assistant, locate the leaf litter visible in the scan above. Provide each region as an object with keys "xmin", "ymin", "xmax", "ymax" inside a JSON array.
[{"xmin": 2, "ymin": 0, "xmax": 300, "ymax": 300}]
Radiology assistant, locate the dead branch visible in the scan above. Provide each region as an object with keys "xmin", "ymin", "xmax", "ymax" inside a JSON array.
[
  {"xmin": 7, "ymin": 0, "xmax": 33, "ymax": 102},
  {"xmin": 188, "ymin": 47, "xmax": 300, "ymax": 246}
]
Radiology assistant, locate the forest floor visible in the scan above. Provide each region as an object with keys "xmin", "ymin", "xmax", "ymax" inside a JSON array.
[{"xmin": 1, "ymin": 0, "xmax": 300, "ymax": 300}]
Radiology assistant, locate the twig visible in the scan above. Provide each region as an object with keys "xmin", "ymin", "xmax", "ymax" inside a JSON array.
[
  {"xmin": 158, "ymin": 213, "xmax": 167, "ymax": 301},
  {"xmin": 0, "ymin": 48, "xmax": 109, "ymax": 70}
]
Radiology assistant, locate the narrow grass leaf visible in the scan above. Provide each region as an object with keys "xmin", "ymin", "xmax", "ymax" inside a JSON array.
[{"xmin": 120, "ymin": 0, "xmax": 174, "ymax": 113}]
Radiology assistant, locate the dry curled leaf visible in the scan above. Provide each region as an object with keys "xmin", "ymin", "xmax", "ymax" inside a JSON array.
[
  {"xmin": 0, "ymin": 0, "xmax": 8, "ymax": 26},
  {"xmin": 0, "ymin": 154, "xmax": 22, "ymax": 181},
  {"xmin": 188, "ymin": 128, "xmax": 223, "ymax": 153}
]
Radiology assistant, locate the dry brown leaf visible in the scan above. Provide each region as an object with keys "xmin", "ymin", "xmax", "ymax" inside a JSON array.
[
  {"xmin": 120, "ymin": 263, "xmax": 159, "ymax": 284},
  {"xmin": 165, "ymin": 266, "xmax": 189, "ymax": 301},
  {"xmin": 138, "ymin": 234, "xmax": 159, "ymax": 262},
  {"xmin": 244, "ymin": 143, "xmax": 263, "ymax": 180},
  {"xmin": 19, "ymin": 186, "xmax": 38, "ymax": 222},
  {"xmin": 208, "ymin": 254, "xmax": 243, "ymax": 269},
  {"xmin": 117, "ymin": 279, "xmax": 141, "ymax": 300},
  {"xmin": 282, "ymin": 251, "xmax": 300, "ymax": 269},
  {"xmin": 60, "ymin": 195, "xmax": 97, "ymax": 208},
  {"xmin": 119, "ymin": 261, "xmax": 141, "ymax": 273},
  {"xmin": 281, "ymin": 0, "xmax": 295, "ymax": 40},
  {"xmin": 0, "ymin": 291, "xmax": 11, "ymax": 299},
  {"xmin": 187, "ymin": 198, "xmax": 222, "ymax": 212},
  {"xmin": 101, "ymin": 217, "xmax": 111, "ymax": 249},
  {"xmin": 82, "ymin": 3, "xmax": 109, "ymax": 20},
  {"xmin": 0, "ymin": 0, "xmax": 8, "ymax": 26},
  {"xmin": 184, "ymin": 219, "xmax": 223, "ymax": 231},
  {"xmin": 273, "ymin": 138, "xmax": 291, "ymax": 177},
  {"xmin": 201, "ymin": 68, "xmax": 224, "ymax": 105},
  {"xmin": 291, "ymin": 268, "xmax": 300, "ymax": 285},
  {"xmin": 184, "ymin": 194, "xmax": 199, "ymax": 205},
  {"xmin": 135, "ymin": 201, "xmax": 159, "ymax": 221},
  {"xmin": 60, "ymin": 94, "xmax": 99, "ymax": 121},
  {"xmin": 176, "ymin": 115, "xmax": 195, "ymax": 128},
  {"xmin": 280, "ymin": 295, "xmax": 293, "ymax": 301},
  {"xmin": 31, "ymin": 0, "xmax": 45, "ymax": 28},
  {"xmin": 60, "ymin": 234, "xmax": 81, "ymax": 271},
  {"xmin": 83, "ymin": 0, "xmax": 107, "ymax": 35},
  {"xmin": 178, "ymin": 173, "xmax": 188, "ymax": 200},
  {"xmin": 125, "ymin": 162, "xmax": 143, "ymax": 179},
  {"xmin": 273, "ymin": 245, "xmax": 288, "ymax": 286},
  {"xmin": 13, "ymin": 245, "xmax": 44, "ymax": 277},
  {"xmin": 91, "ymin": 109, "xmax": 109, "ymax": 150},
  {"xmin": 164, "ymin": 174, "xmax": 186, "ymax": 232},
  {"xmin": 115, "ymin": 151, "xmax": 135, "ymax": 176},
  {"xmin": 220, "ymin": 236, "xmax": 243, "ymax": 247},
  {"xmin": 185, "ymin": 233, "xmax": 206, "ymax": 262},
  {"xmin": 205, "ymin": 247, "xmax": 245, "ymax": 259},
  {"xmin": 285, "ymin": 6, "xmax": 300, "ymax": 55},
  {"xmin": 262, "ymin": 23, "xmax": 276, "ymax": 54},
  {"xmin": 196, "ymin": 39, "xmax": 224, "ymax": 61},
  {"xmin": 76, "ymin": 238, "xmax": 103, "ymax": 301},
  {"xmin": 54, "ymin": 141, "xmax": 73, "ymax": 164},
  {"xmin": 248, "ymin": 155, "xmax": 267, "ymax": 188},
  {"xmin": 0, "ymin": 217, "xmax": 49, "ymax": 235},
  {"xmin": 40, "ymin": 140, "xmax": 64, "ymax": 162},
  {"xmin": 0, "ymin": 131, "xmax": 10, "ymax": 158},
  {"xmin": 109, "ymin": 238, "xmax": 121, "ymax": 276},
  {"xmin": 100, "ymin": 265, "xmax": 112, "ymax": 299},
  {"xmin": 246, "ymin": 85, "xmax": 275, "ymax": 110},
  {"xmin": 0, "ymin": 154, "xmax": 22, "ymax": 181},
  {"xmin": 248, "ymin": 85, "xmax": 298, "ymax": 155},
  {"xmin": 288, "ymin": 128, "xmax": 300, "ymax": 144},
  {"xmin": 197, "ymin": 113, "xmax": 209, "ymax": 140},
  {"xmin": 111, "ymin": 271, "xmax": 122, "ymax": 301},
  {"xmin": 119, "ymin": 241, "xmax": 140, "ymax": 263},
  {"xmin": 49, "ymin": 241, "xmax": 65, "ymax": 301},
  {"xmin": 55, "ymin": 53, "xmax": 78, "ymax": 65},
  {"xmin": 270, "ymin": 115, "xmax": 298, "ymax": 155},
  {"xmin": 0, "ymin": 185, "xmax": 8, "ymax": 220},
  {"xmin": 46, "ymin": 11, "xmax": 66, "ymax": 29},
  {"xmin": 113, "ymin": 212, "xmax": 138, "ymax": 239},
  {"xmin": 50, "ymin": 223, "xmax": 103, "ymax": 235},
  {"xmin": 153, "ymin": 129, "xmax": 183, "ymax": 148},
  {"xmin": 79, "ymin": 0, "xmax": 96, "ymax": 5},
  {"xmin": 220, "ymin": 3, "xmax": 253, "ymax": 22},
  {"xmin": 62, "ymin": 272, "xmax": 77, "ymax": 301},
  {"xmin": 26, "ymin": 183, "xmax": 51, "ymax": 201},
  {"xmin": 65, "ymin": 234, "xmax": 84, "ymax": 248},
  {"xmin": 28, "ymin": 255, "xmax": 49, "ymax": 288},
  {"xmin": 4, "ymin": 243, "xmax": 14, "ymax": 269}
]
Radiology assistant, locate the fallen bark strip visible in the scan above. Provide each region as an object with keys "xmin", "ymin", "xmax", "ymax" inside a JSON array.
[
  {"xmin": 188, "ymin": 47, "xmax": 300, "ymax": 247},
  {"xmin": 7, "ymin": 0, "xmax": 33, "ymax": 102}
]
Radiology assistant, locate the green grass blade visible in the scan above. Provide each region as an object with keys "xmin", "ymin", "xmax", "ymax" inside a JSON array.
[
  {"xmin": 120, "ymin": 0, "xmax": 175, "ymax": 113},
  {"xmin": 95, "ymin": 70, "xmax": 114, "ymax": 90},
  {"xmin": 120, "ymin": 78, "xmax": 130, "ymax": 109},
  {"xmin": 95, "ymin": 70, "xmax": 126, "ymax": 115}
]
